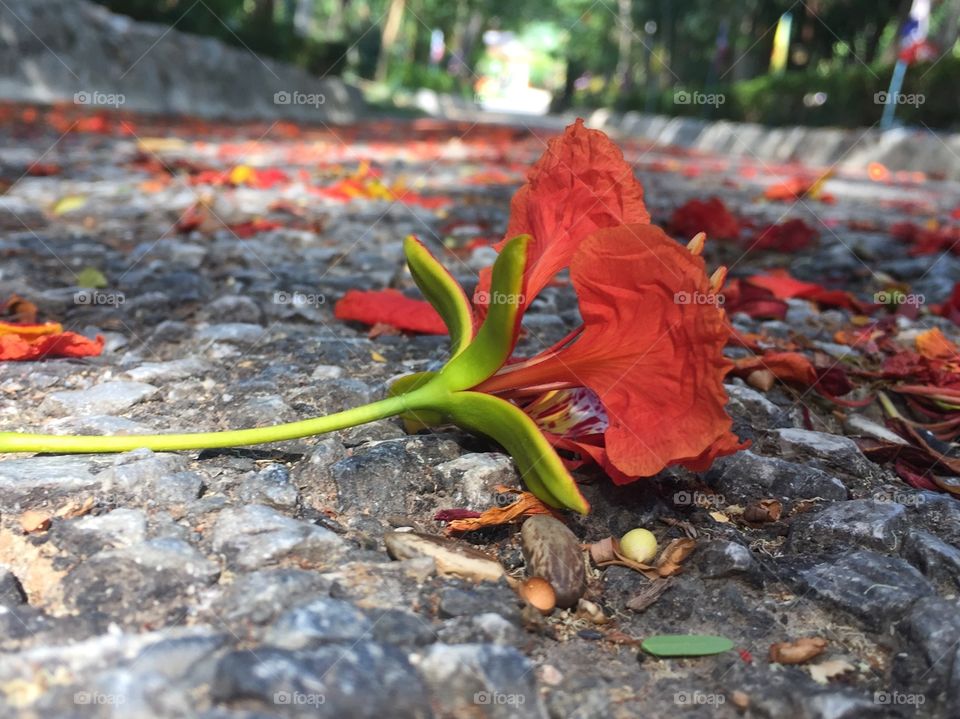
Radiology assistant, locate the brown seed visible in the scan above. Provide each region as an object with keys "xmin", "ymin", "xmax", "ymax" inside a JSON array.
[
  {"xmin": 20, "ymin": 510, "xmax": 51, "ymax": 534},
  {"xmin": 730, "ymin": 690, "xmax": 750, "ymax": 710},
  {"xmin": 520, "ymin": 515, "xmax": 586, "ymax": 608},
  {"xmin": 769, "ymin": 637, "xmax": 828, "ymax": 664},
  {"xmin": 518, "ymin": 577, "xmax": 556, "ymax": 615},
  {"xmin": 744, "ymin": 498, "xmax": 783, "ymax": 523},
  {"xmin": 747, "ymin": 369, "xmax": 776, "ymax": 392}
]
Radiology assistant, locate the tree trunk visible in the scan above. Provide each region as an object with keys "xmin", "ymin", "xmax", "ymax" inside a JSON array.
[
  {"xmin": 615, "ymin": 0, "xmax": 634, "ymax": 92},
  {"xmin": 375, "ymin": 0, "xmax": 406, "ymax": 82}
]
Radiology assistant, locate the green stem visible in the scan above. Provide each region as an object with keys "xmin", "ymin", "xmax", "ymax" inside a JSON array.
[{"xmin": 0, "ymin": 392, "xmax": 428, "ymax": 454}]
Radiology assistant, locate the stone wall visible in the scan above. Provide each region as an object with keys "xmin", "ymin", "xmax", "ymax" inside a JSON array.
[
  {"xmin": 591, "ymin": 109, "xmax": 960, "ymax": 180},
  {"xmin": 0, "ymin": 0, "xmax": 363, "ymax": 122}
]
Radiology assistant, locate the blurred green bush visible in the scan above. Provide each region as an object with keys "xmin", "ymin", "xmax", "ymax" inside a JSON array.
[{"xmin": 582, "ymin": 57, "xmax": 960, "ymax": 130}]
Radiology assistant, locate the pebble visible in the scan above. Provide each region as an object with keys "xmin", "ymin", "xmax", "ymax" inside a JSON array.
[
  {"xmin": 63, "ymin": 538, "xmax": 221, "ymax": 621},
  {"xmin": 417, "ymin": 643, "xmax": 549, "ymax": 719},
  {"xmin": 194, "ymin": 323, "xmax": 266, "ymax": 344},
  {"xmin": 42, "ymin": 380, "xmax": 159, "ymax": 416},
  {"xmin": 264, "ymin": 597, "xmax": 373, "ymax": 649},
  {"xmin": 435, "ymin": 453, "xmax": 518, "ymax": 508},
  {"xmin": 901, "ymin": 528, "xmax": 960, "ymax": 589},
  {"xmin": 520, "ymin": 515, "xmax": 587, "ymax": 609},
  {"xmin": 43, "ymin": 414, "xmax": 152, "ymax": 435},
  {"xmin": 212, "ymin": 643, "xmax": 431, "ymax": 718},
  {"xmin": 0, "ymin": 567, "xmax": 27, "ymax": 607},
  {"xmin": 124, "ymin": 358, "xmax": 212, "ymax": 383},
  {"xmin": 694, "ymin": 540, "xmax": 761, "ymax": 583},
  {"xmin": 211, "ymin": 504, "xmax": 347, "ymax": 570},
  {"xmin": 788, "ymin": 499, "xmax": 906, "ymax": 554},
  {"xmin": 708, "ymin": 450, "xmax": 848, "ymax": 504},
  {"xmin": 0, "ymin": 455, "xmax": 106, "ymax": 509},
  {"xmin": 98, "ymin": 449, "xmax": 192, "ymax": 496},
  {"xmin": 793, "ymin": 550, "xmax": 934, "ymax": 630},
  {"xmin": 238, "ymin": 464, "xmax": 300, "ymax": 510}
]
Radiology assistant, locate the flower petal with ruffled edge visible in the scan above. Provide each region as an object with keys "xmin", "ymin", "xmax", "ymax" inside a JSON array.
[
  {"xmin": 479, "ymin": 223, "xmax": 742, "ymax": 479},
  {"xmin": 475, "ymin": 118, "xmax": 650, "ymax": 313}
]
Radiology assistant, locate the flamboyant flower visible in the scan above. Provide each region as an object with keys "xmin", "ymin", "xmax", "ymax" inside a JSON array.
[{"xmin": 0, "ymin": 120, "xmax": 745, "ymax": 515}]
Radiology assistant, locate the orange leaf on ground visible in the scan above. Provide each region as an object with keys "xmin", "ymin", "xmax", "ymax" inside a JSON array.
[
  {"xmin": 916, "ymin": 328, "xmax": 959, "ymax": 360},
  {"xmin": 334, "ymin": 289, "xmax": 448, "ymax": 335}
]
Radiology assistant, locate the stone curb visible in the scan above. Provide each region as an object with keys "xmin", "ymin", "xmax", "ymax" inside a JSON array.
[
  {"xmin": 0, "ymin": 0, "xmax": 363, "ymax": 123},
  {"xmin": 590, "ymin": 109, "xmax": 960, "ymax": 180}
]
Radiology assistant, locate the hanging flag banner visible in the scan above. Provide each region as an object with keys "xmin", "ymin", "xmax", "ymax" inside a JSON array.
[{"xmin": 899, "ymin": 0, "xmax": 937, "ymax": 64}]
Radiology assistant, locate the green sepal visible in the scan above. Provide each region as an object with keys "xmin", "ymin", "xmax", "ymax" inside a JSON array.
[
  {"xmin": 441, "ymin": 390, "xmax": 589, "ymax": 514},
  {"xmin": 435, "ymin": 235, "xmax": 529, "ymax": 392},
  {"xmin": 403, "ymin": 235, "xmax": 474, "ymax": 358}
]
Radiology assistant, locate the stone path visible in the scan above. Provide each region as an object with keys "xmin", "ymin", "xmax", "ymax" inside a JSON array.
[{"xmin": 0, "ymin": 103, "xmax": 958, "ymax": 718}]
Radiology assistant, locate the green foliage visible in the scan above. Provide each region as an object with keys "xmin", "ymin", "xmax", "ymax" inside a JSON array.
[{"xmin": 637, "ymin": 56, "xmax": 960, "ymax": 129}]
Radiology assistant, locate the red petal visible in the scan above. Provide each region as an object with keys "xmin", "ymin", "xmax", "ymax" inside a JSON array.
[
  {"xmin": 746, "ymin": 271, "xmax": 867, "ymax": 313},
  {"xmin": 669, "ymin": 197, "xmax": 740, "ymax": 240},
  {"xmin": 477, "ymin": 119, "xmax": 650, "ymax": 309},
  {"xmin": 484, "ymin": 224, "xmax": 740, "ymax": 479},
  {"xmin": 334, "ymin": 289, "xmax": 447, "ymax": 335},
  {"xmin": 0, "ymin": 331, "xmax": 104, "ymax": 361}
]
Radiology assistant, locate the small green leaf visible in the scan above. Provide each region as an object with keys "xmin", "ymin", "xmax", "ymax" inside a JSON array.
[
  {"xmin": 442, "ymin": 391, "xmax": 589, "ymax": 514},
  {"xmin": 436, "ymin": 235, "xmax": 529, "ymax": 391},
  {"xmin": 76, "ymin": 266, "xmax": 108, "ymax": 289},
  {"xmin": 641, "ymin": 635, "xmax": 734, "ymax": 657},
  {"xmin": 403, "ymin": 236, "xmax": 474, "ymax": 358}
]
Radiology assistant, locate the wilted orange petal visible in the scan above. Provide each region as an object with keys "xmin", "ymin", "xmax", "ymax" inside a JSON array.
[{"xmin": 444, "ymin": 492, "xmax": 553, "ymax": 533}]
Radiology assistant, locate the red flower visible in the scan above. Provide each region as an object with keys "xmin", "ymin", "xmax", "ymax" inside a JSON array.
[
  {"xmin": 752, "ymin": 218, "xmax": 817, "ymax": 252},
  {"xmin": 669, "ymin": 198, "xmax": 740, "ymax": 241},
  {"xmin": 477, "ymin": 224, "xmax": 745, "ymax": 482}
]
